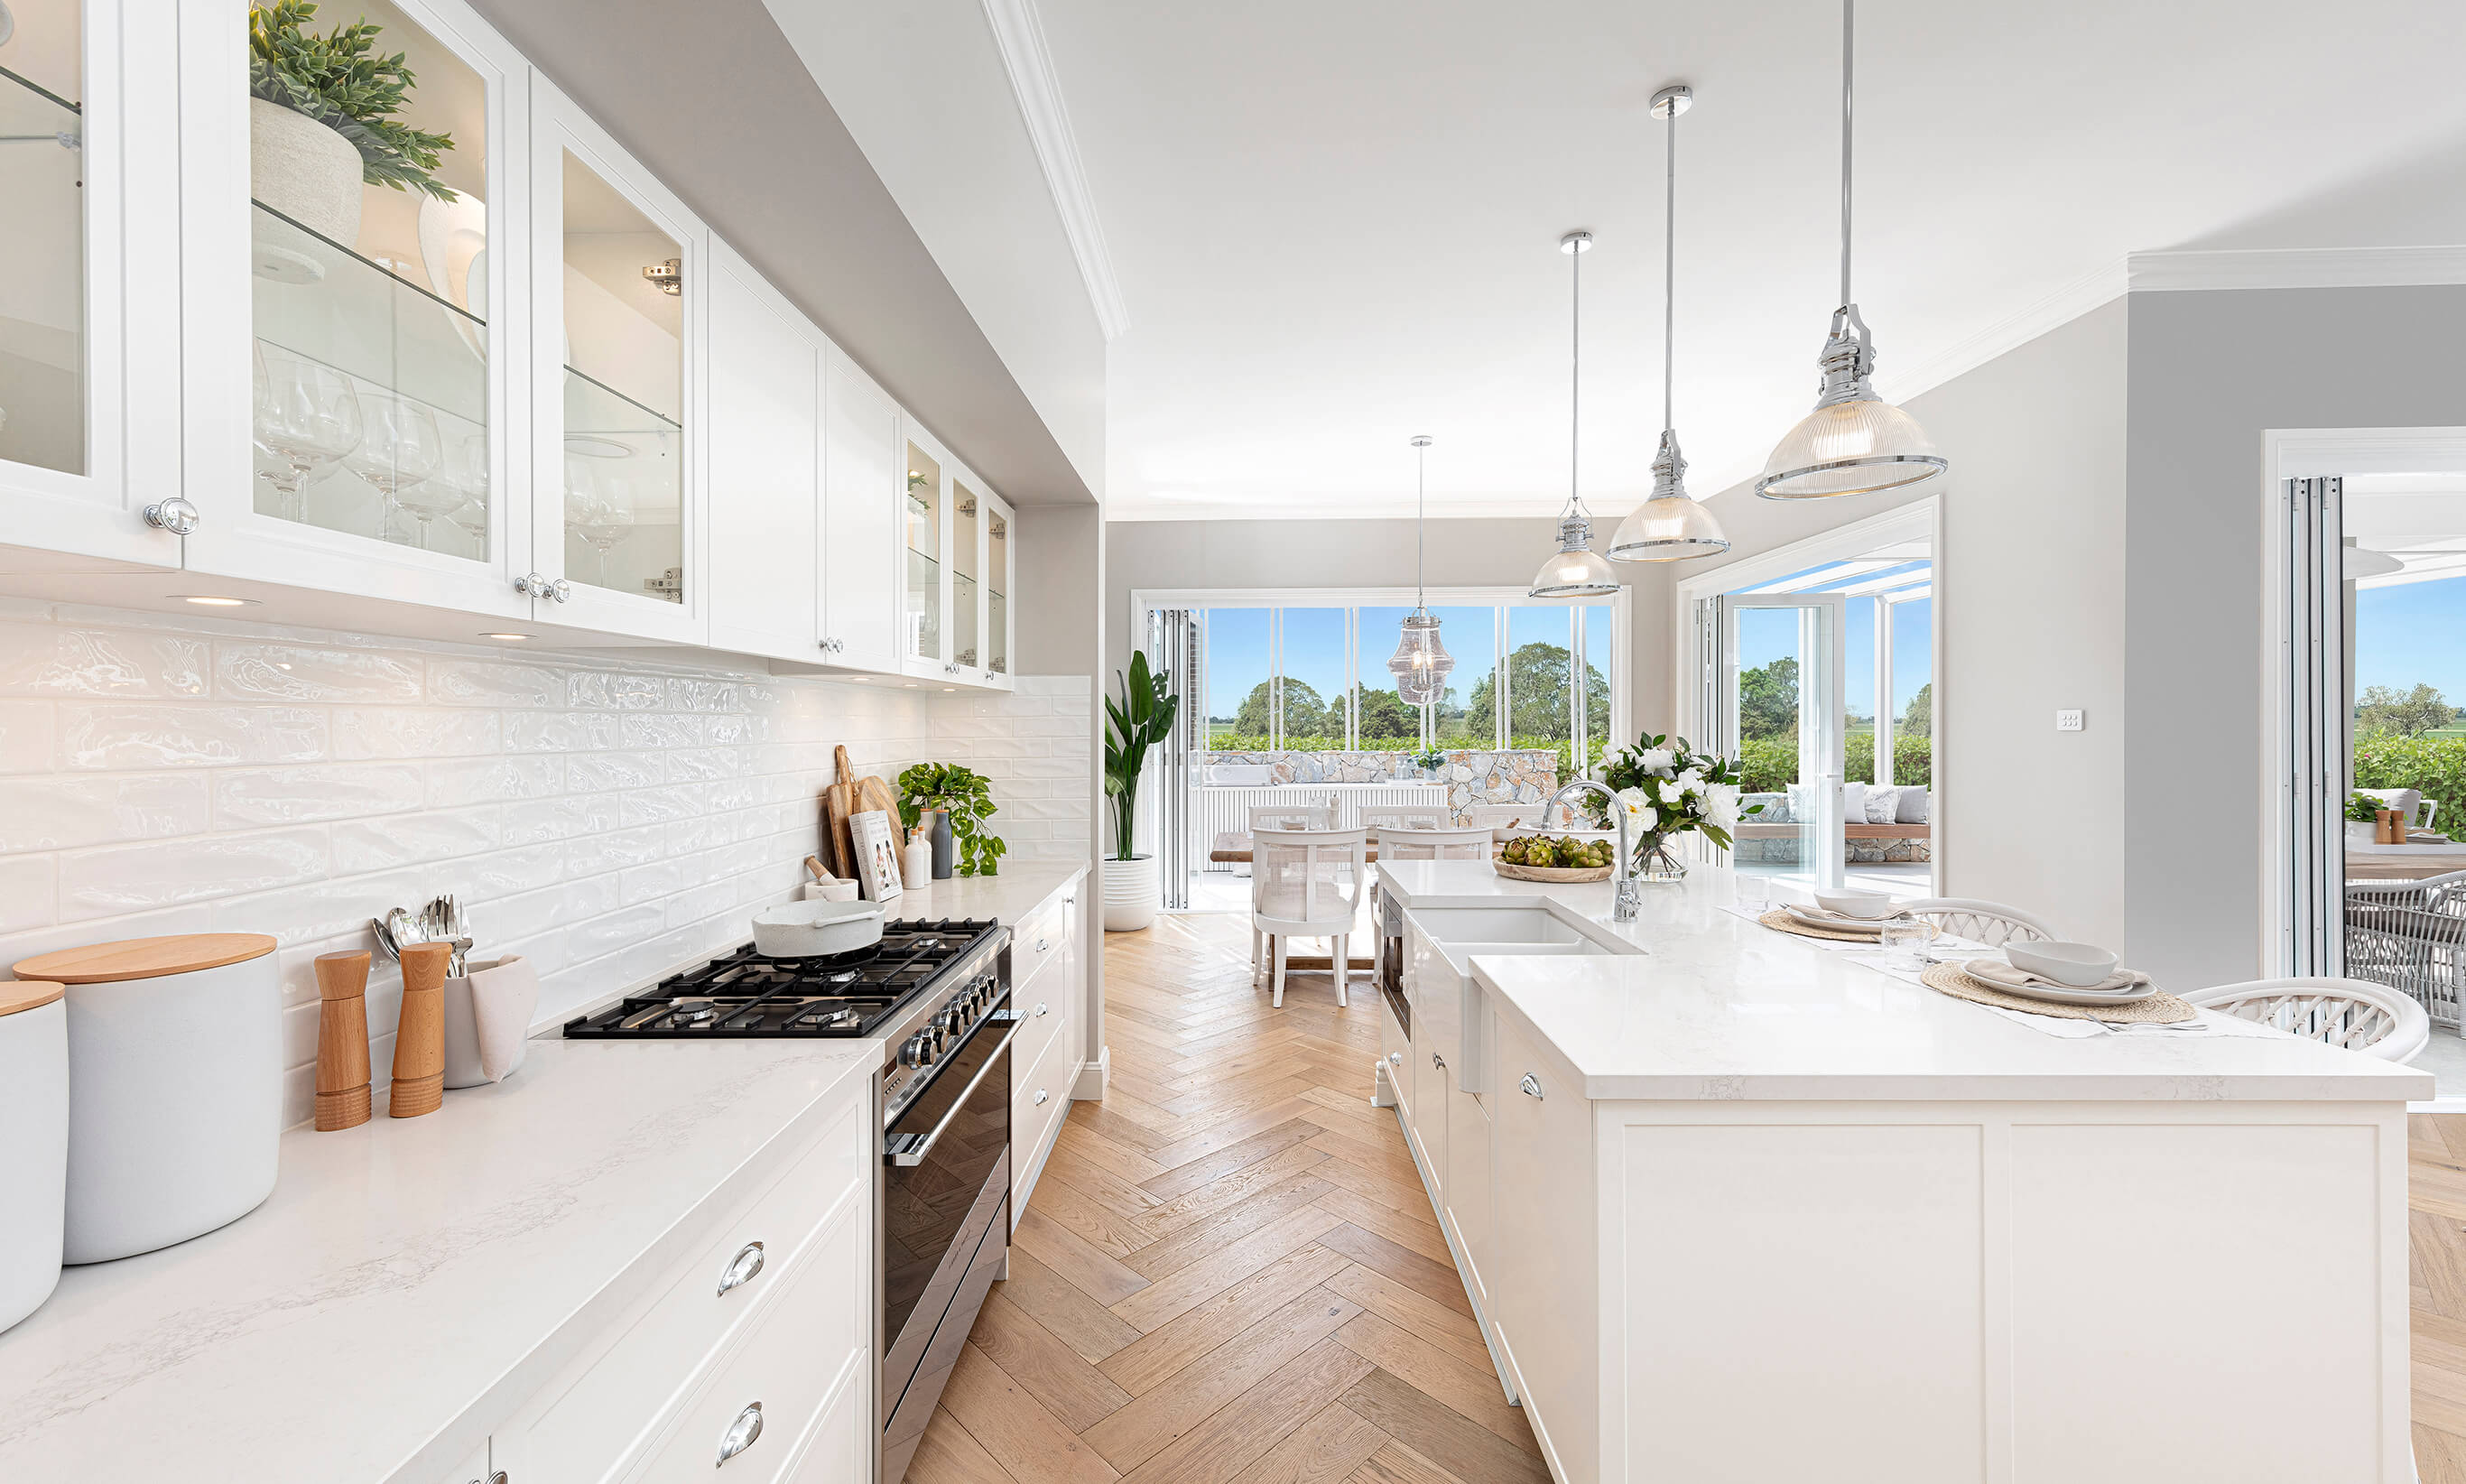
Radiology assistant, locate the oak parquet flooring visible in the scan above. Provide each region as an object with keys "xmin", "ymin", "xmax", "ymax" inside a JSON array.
[
  {"xmin": 914, "ymin": 913, "xmax": 1531, "ymax": 1484},
  {"xmin": 2410, "ymin": 1114, "xmax": 2466, "ymax": 1481}
]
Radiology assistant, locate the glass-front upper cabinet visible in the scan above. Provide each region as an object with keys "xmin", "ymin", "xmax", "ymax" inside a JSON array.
[
  {"xmin": 952, "ymin": 474, "xmax": 980, "ymax": 673},
  {"xmin": 0, "ymin": 0, "xmax": 181, "ymax": 566},
  {"xmin": 904, "ymin": 435, "xmax": 943, "ymax": 670},
  {"xmin": 986, "ymin": 496, "xmax": 1011, "ymax": 683},
  {"xmin": 181, "ymin": 0, "xmax": 529, "ymax": 614},
  {"xmin": 528, "ymin": 77, "xmax": 703, "ymax": 643}
]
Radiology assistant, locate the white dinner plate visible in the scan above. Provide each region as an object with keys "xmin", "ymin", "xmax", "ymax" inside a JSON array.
[
  {"xmin": 1783, "ymin": 904, "xmax": 1896, "ymax": 932},
  {"xmin": 1961, "ymin": 958, "xmax": 2157, "ymax": 1005}
]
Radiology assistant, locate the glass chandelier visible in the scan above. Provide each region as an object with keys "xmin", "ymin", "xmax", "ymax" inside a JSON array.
[
  {"xmin": 1756, "ymin": 0, "xmax": 1946, "ymax": 500},
  {"xmin": 1530, "ymin": 231, "xmax": 1620, "ymax": 598},
  {"xmin": 1389, "ymin": 435, "xmax": 1455, "ymax": 706},
  {"xmin": 1609, "ymin": 83, "xmax": 1730, "ymax": 561}
]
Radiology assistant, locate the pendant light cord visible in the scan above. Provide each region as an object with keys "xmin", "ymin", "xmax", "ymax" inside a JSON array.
[
  {"xmin": 1569, "ymin": 237, "xmax": 1582, "ymax": 518},
  {"xmin": 1840, "ymin": 0, "xmax": 1855, "ymax": 308},
  {"xmin": 1415, "ymin": 439, "xmax": 1427, "ymax": 610},
  {"xmin": 1664, "ymin": 102, "xmax": 1677, "ymax": 433}
]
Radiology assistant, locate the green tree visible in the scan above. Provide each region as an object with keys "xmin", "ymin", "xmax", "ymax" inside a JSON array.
[
  {"xmin": 1463, "ymin": 643, "xmax": 1606, "ymax": 743},
  {"xmin": 2357, "ymin": 682, "xmax": 2457, "ymax": 737},
  {"xmin": 1899, "ymin": 682, "xmax": 1932, "ymax": 738},
  {"xmin": 1737, "ymin": 656, "xmax": 1799, "ymax": 741},
  {"xmin": 1349, "ymin": 683, "xmax": 1420, "ymax": 742},
  {"xmin": 1230, "ymin": 677, "xmax": 1327, "ymax": 741}
]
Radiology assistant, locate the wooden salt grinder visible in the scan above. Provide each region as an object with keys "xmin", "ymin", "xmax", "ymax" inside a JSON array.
[
  {"xmin": 389, "ymin": 941, "xmax": 452, "ymax": 1118},
  {"xmin": 313, "ymin": 950, "xmax": 375, "ymax": 1131}
]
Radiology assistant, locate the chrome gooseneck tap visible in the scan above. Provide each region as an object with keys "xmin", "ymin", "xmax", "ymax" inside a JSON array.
[{"xmin": 1545, "ymin": 779, "xmax": 1641, "ymax": 923}]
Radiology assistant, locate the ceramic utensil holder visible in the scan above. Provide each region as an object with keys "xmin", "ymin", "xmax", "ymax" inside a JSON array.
[
  {"xmin": 313, "ymin": 950, "xmax": 374, "ymax": 1130},
  {"xmin": 441, "ymin": 955, "xmax": 539, "ymax": 1089},
  {"xmin": 0, "ymin": 981, "xmax": 68, "ymax": 1333},
  {"xmin": 12, "ymin": 933, "xmax": 281, "ymax": 1265},
  {"xmin": 390, "ymin": 942, "xmax": 450, "ymax": 1118}
]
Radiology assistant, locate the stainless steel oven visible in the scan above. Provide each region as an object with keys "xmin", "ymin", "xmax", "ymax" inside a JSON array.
[
  {"xmin": 879, "ymin": 982, "xmax": 1016, "ymax": 1483},
  {"xmin": 1376, "ymin": 885, "xmax": 1410, "ymax": 1036}
]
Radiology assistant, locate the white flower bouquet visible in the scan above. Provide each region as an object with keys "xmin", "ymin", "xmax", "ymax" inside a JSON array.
[{"xmin": 1598, "ymin": 731, "xmax": 1760, "ymax": 877}]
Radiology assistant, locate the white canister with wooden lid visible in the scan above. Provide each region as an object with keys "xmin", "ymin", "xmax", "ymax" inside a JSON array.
[
  {"xmin": 13, "ymin": 934, "xmax": 282, "ymax": 1265},
  {"xmin": 0, "ymin": 980, "xmax": 67, "ymax": 1332}
]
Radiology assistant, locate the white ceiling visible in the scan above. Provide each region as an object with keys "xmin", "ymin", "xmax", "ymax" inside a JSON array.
[{"xmin": 1016, "ymin": 0, "xmax": 2466, "ymax": 521}]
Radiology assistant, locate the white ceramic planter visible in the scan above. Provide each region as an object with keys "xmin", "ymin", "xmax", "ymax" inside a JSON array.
[
  {"xmin": 1102, "ymin": 855, "xmax": 1161, "ymax": 932},
  {"xmin": 2347, "ymin": 820, "xmax": 2379, "ymax": 846},
  {"xmin": 249, "ymin": 97, "xmax": 365, "ymax": 246},
  {"xmin": 0, "ymin": 986, "xmax": 68, "ymax": 1334}
]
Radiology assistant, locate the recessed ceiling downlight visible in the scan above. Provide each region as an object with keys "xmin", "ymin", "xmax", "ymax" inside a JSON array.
[
  {"xmin": 173, "ymin": 595, "xmax": 257, "ymax": 607},
  {"xmin": 479, "ymin": 632, "xmax": 531, "ymax": 642}
]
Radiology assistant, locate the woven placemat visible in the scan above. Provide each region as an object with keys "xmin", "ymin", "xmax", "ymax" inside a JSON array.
[
  {"xmin": 1756, "ymin": 907, "xmax": 1937, "ymax": 944},
  {"xmin": 1919, "ymin": 962, "xmax": 2195, "ymax": 1024}
]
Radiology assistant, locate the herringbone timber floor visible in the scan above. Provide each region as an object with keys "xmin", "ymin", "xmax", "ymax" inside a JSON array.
[
  {"xmin": 909, "ymin": 912, "xmax": 1545, "ymax": 1484},
  {"xmin": 2412, "ymin": 1113, "xmax": 2466, "ymax": 1479}
]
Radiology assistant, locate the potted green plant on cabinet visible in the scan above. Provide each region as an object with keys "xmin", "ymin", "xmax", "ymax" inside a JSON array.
[
  {"xmin": 1103, "ymin": 651, "xmax": 1177, "ymax": 932},
  {"xmin": 895, "ymin": 763, "xmax": 1005, "ymax": 878},
  {"xmin": 248, "ymin": 0, "xmax": 459, "ymax": 247}
]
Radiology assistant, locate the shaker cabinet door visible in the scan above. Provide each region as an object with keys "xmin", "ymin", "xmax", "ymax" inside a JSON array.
[
  {"xmin": 820, "ymin": 349, "xmax": 901, "ymax": 674},
  {"xmin": 703, "ymin": 237, "xmax": 819, "ymax": 663}
]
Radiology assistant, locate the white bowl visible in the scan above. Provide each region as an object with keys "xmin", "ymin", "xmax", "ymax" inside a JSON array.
[
  {"xmin": 1812, "ymin": 888, "xmax": 1894, "ymax": 920},
  {"xmin": 2004, "ymin": 941, "xmax": 2119, "ymax": 988}
]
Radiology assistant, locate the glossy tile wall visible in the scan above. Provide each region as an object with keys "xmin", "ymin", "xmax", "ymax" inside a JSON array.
[{"xmin": 0, "ymin": 599, "xmax": 1090, "ymax": 1125}]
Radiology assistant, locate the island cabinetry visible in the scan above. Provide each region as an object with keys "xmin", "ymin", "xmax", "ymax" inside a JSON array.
[{"xmin": 1488, "ymin": 1012, "xmax": 1597, "ymax": 1483}]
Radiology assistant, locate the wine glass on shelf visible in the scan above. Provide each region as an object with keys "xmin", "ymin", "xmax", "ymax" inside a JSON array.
[
  {"xmin": 445, "ymin": 432, "xmax": 490, "ymax": 556},
  {"xmin": 343, "ymin": 392, "xmax": 444, "ymax": 545},
  {"xmin": 251, "ymin": 344, "xmax": 363, "ymax": 522},
  {"xmin": 390, "ymin": 414, "xmax": 473, "ymax": 552},
  {"xmin": 574, "ymin": 465, "xmax": 637, "ymax": 587}
]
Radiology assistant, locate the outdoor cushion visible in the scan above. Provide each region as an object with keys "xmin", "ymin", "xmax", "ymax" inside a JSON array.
[
  {"xmin": 1863, "ymin": 785, "xmax": 1903, "ymax": 823},
  {"xmin": 1896, "ymin": 786, "xmax": 1931, "ymax": 824}
]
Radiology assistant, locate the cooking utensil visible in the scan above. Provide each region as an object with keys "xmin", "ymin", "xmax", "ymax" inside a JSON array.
[
  {"xmin": 751, "ymin": 899, "xmax": 886, "ymax": 958},
  {"xmin": 390, "ymin": 941, "xmax": 451, "ymax": 1118},
  {"xmin": 12, "ymin": 934, "xmax": 281, "ymax": 1264},
  {"xmin": 804, "ymin": 855, "xmax": 831, "ymax": 883},
  {"xmin": 313, "ymin": 951, "xmax": 374, "ymax": 1131}
]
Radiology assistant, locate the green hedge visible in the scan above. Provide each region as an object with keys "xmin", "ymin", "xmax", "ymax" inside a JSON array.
[
  {"xmin": 1737, "ymin": 735, "xmax": 1933, "ymax": 794},
  {"xmin": 2353, "ymin": 733, "xmax": 2466, "ymax": 839}
]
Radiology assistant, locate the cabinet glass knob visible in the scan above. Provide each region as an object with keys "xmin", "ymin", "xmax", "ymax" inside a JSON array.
[
  {"xmin": 716, "ymin": 1240, "xmax": 765, "ymax": 1296},
  {"xmin": 1388, "ymin": 1052, "xmax": 1402, "ymax": 1065},
  {"xmin": 1034, "ymin": 1090, "xmax": 1050, "ymax": 1105},
  {"xmin": 1035, "ymin": 937, "xmax": 1050, "ymax": 952},
  {"xmin": 1519, "ymin": 1072, "xmax": 1544, "ymax": 1099},
  {"xmin": 717, "ymin": 1402, "xmax": 764, "ymax": 1465},
  {"xmin": 142, "ymin": 496, "xmax": 201, "ymax": 535},
  {"xmin": 1034, "ymin": 1002, "xmax": 1049, "ymax": 1016}
]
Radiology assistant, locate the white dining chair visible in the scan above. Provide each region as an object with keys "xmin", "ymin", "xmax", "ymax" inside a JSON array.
[
  {"xmin": 1252, "ymin": 826, "xmax": 1370, "ymax": 1007},
  {"xmin": 1469, "ymin": 804, "xmax": 1540, "ymax": 835},
  {"xmin": 2182, "ymin": 978, "xmax": 2431, "ymax": 1063},
  {"xmin": 1902, "ymin": 897, "xmax": 2059, "ymax": 947},
  {"xmin": 1362, "ymin": 804, "xmax": 1451, "ymax": 835},
  {"xmin": 1247, "ymin": 801, "xmax": 1336, "ymax": 831},
  {"xmin": 1374, "ymin": 823, "xmax": 1495, "ymax": 862}
]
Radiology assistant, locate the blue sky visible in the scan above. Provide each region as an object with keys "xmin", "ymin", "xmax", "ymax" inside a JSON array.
[
  {"xmin": 1734, "ymin": 566, "xmax": 1933, "ymax": 725},
  {"xmin": 1200, "ymin": 603, "xmax": 1610, "ymax": 720},
  {"xmin": 2356, "ymin": 575, "xmax": 2466, "ymax": 704}
]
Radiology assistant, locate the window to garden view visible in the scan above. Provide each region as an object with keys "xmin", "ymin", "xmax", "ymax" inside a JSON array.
[
  {"xmin": 2350, "ymin": 533, "xmax": 2466, "ymax": 843},
  {"xmin": 1729, "ymin": 561, "xmax": 1932, "ymax": 795},
  {"xmin": 1196, "ymin": 596, "xmax": 1617, "ymax": 775}
]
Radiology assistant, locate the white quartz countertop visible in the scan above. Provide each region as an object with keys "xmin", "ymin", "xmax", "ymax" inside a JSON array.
[
  {"xmin": 1378, "ymin": 861, "xmax": 2434, "ymax": 1103},
  {"xmin": 0, "ymin": 865, "xmax": 1085, "ymax": 1482}
]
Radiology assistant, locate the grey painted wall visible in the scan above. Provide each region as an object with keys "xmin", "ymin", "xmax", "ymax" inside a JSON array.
[
  {"xmin": 1659, "ymin": 301, "xmax": 2133, "ymax": 951},
  {"xmin": 2124, "ymin": 285, "xmax": 2466, "ymax": 989}
]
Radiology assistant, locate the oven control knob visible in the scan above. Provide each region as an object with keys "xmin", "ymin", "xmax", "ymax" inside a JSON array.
[{"xmin": 899, "ymin": 1034, "xmax": 931, "ymax": 1068}]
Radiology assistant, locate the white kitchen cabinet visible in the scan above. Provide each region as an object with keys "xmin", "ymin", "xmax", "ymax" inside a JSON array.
[
  {"xmin": 820, "ymin": 348, "xmax": 902, "ymax": 672},
  {"xmin": 177, "ymin": 0, "xmax": 536, "ymax": 619},
  {"xmin": 437, "ymin": 1439, "xmax": 494, "ymax": 1484},
  {"xmin": 776, "ymin": 1352, "xmax": 867, "ymax": 1484},
  {"xmin": 898, "ymin": 422, "xmax": 1015, "ymax": 689},
  {"xmin": 704, "ymin": 236, "xmax": 820, "ymax": 663},
  {"xmin": 1488, "ymin": 1014, "xmax": 1597, "ymax": 1484},
  {"xmin": 525, "ymin": 74, "xmax": 706, "ymax": 645},
  {"xmin": 0, "ymin": 0, "xmax": 181, "ymax": 571}
]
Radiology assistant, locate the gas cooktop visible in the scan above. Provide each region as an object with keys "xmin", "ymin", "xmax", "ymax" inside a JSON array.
[{"xmin": 561, "ymin": 917, "xmax": 1001, "ymax": 1039}]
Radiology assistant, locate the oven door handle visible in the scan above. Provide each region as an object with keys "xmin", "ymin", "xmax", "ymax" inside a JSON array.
[{"xmin": 885, "ymin": 1012, "xmax": 1022, "ymax": 1167}]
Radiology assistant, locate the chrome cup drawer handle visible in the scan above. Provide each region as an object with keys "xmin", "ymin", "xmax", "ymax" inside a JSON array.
[
  {"xmin": 1387, "ymin": 1052, "xmax": 1401, "ymax": 1065},
  {"xmin": 1035, "ymin": 937, "xmax": 1050, "ymax": 952},
  {"xmin": 716, "ymin": 1240, "xmax": 765, "ymax": 1296},
  {"xmin": 1519, "ymin": 1072, "xmax": 1544, "ymax": 1099},
  {"xmin": 1034, "ymin": 1002, "xmax": 1050, "ymax": 1017},
  {"xmin": 717, "ymin": 1401, "xmax": 763, "ymax": 1465},
  {"xmin": 1034, "ymin": 1089, "xmax": 1050, "ymax": 1105}
]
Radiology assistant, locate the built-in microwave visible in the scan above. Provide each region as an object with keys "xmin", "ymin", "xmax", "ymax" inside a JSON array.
[{"xmin": 1374, "ymin": 886, "xmax": 1410, "ymax": 1037}]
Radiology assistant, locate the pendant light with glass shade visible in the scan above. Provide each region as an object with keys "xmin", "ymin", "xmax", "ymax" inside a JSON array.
[
  {"xmin": 1529, "ymin": 231, "xmax": 1621, "ymax": 598},
  {"xmin": 1388, "ymin": 435, "xmax": 1456, "ymax": 706},
  {"xmin": 1755, "ymin": 0, "xmax": 1946, "ymax": 500},
  {"xmin": 1608, "ymin": 83, "xmax": 1730, "ymax": 561}
]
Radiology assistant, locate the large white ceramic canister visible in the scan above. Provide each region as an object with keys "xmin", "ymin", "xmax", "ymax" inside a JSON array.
[
  {"xmin": 0, "ymin": 980, "xmax": 68, "ymax": 1332},
  {"xmin": 13, "ymin": 934, "xmax": 282, "ymax": 1265}
]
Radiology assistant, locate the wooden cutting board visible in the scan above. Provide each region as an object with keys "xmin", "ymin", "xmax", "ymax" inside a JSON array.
[
  {"xmin": 857, "ymin": 774, "xmax": 900, "ymax": 826},
  {"xmin": 821, "ymin": 746, "xmax": 858, "ymax": 878}
]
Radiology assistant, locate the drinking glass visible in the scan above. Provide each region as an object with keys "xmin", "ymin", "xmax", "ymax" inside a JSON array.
[
  {"xmin": 344, "ymin": 393, "xmax": 444, "ymax": 543},
  {"xmin": 252, "ymin": 346, "xmax": 363, "ymax": 521},
  {"xmin": 392, "ymin": 421, "xmax": 474, "ymax": 549},
  {"xmin": 444, "ymin": 432, "xmax": 491, "ymax": 555},
  {"xmin": 1735, "ymin": 874, "xmax": 1771, "ymax": 917},
  {"xmin": 1878, "ymin": 920, "xmax": 1930, "ymax": 969}
]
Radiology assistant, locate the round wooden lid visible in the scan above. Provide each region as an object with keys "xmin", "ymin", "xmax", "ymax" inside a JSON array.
[
  {"xmin": 0, "ymin": 981, "xmax": 64, "ymax": 1017},
  {"xmin": 13, "ymin": 933, "xmax": 279, "ymax": 985}
]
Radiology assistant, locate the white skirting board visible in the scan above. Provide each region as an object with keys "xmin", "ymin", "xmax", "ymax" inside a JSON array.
[{"xmin": 1071, "ymin": 1046, "xmax": 1109, "ymax": 1099}]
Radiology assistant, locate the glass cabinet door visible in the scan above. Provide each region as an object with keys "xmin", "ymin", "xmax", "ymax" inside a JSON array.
[
  {"xmin": 904, "ymin": 439, "xmax": 942, "ymax": 666},
  {"xmin": 952, "ymin": 475, "xmax": 980, "ymax": 672},
  {"xmin": 987, "ymin": 498, "xmax": 1010, "ymax": 681},
  {"xmin": 1, "ymin": 3, "xmax": 86, "ymax": 479}
]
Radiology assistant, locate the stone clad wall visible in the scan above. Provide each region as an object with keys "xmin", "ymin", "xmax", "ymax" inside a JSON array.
[{"xmin": 1199, "ymin": 748, "xmax": 1557, "ymax": 821}]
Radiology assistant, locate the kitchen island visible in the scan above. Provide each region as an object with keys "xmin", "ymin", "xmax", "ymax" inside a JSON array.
[{"xmin": 1373, "ymin": 860, "xmax": 2428, "ymax": 1484}]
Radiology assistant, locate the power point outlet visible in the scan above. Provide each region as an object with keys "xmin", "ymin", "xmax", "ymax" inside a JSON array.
[{"xmin": 2056, "ymin": 710, "xmax": 2085, "ymax": 732}]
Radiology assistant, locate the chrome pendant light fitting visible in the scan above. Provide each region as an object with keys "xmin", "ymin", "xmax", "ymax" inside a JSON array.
[
  {"xmin": 1529, "ymin": 231, "xmax": 1621, "ymax": 598},
  {"xmin": 1389, "ymin": 435, "xmax": 1456, "ymax": 706},
  {"xmin": 1755, "ymin": 0, "xmax": 1946, "ymax": 500},
  {"xmin": 1609, "ymin": 83, "xmax": 1730, "ymax": 562}
]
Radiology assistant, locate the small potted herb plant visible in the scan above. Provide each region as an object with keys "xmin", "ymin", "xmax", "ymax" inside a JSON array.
[
  {"xmin": 895, "ymin": 763, "xmax": 1005, "ymax": 878},
  {"xmin": 249, "ymin": 0, "xmax": 459, "ymax": 247},
  {"xmin": 1408, "ymin": 745, "xmax": 1448, "ymax": 778}
]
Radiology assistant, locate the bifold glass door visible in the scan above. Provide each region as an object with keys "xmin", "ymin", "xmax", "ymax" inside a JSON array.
[
  {"xmin": 1716, "ymin": 592, "xmax": 1846, "ymax": 890},
  {"xmin": 1148, "ymin": 607, "xmax": 1203, "ymax": 911}
]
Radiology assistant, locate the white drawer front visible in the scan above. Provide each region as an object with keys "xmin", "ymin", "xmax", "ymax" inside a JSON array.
[
  {"xmin": 776, "ymin": 1351, "xmax": 867, "ymax": 1484},
  {"xmin": 1011, "ymin": 891, "xmax": 1071, "ymax": 994},
  {"xmin": 632, "ymin": 1193, "xmax": 868, "ymax": 1482},
  {"xmin": 1012, "ymin": 1025, "xmax": 1071, "ymax": 1214},
  {"xmin": 516, "ymin": 1090, "xmax": 869, "ymax": 1483},
  {"xmin": 1009, "ymin": 970, "xmax": 1070, "ymax": 1089}
]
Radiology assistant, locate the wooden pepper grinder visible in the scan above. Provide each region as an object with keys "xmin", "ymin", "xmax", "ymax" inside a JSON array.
[
  {"xmin": 389, "ymin": 941, "xmax": 451, "ymax": 1118},
  {"xmin": 313, "ymin": 950, "xmax": 375, "ymax": 1131}
]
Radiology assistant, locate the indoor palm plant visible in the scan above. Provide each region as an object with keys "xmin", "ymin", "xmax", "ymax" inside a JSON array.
[
  {"xmin": 1103, "ymin": 651, "xmax": 1178, "ymax": 931},
  {"xmin": 248, "ymin": 0, "xmax": 459, "ymax": 246}
]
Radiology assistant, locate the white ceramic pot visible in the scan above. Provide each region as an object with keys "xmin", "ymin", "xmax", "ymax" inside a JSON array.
[
  {"xmin": 2347, "ymin": 820, "xmax": 2379, "ymax": 846},
  {"xmin": 1102, "ymin": 855, "xmax": 1161, "ymax": 932},
  {"xmin": 249, "ymin": 97, "xmax": 365, "ymax": 246},
  {"xmin": 14, "ymin": 935, "xmax": 283, "ymax": 1265},
  {"xmin": 0, "ymin": 983, "xmax": 68, "ymax": 1334}
]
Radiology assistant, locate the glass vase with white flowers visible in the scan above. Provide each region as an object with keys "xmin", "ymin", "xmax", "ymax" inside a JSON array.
[{"xmin": 1597, "ymin": 732, "xmax": 1760, "ymax": 881}]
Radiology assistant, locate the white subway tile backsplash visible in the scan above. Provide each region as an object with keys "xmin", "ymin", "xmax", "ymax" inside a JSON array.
[{"xmin": 0, "ymin": 602, "xmax": 1089, "ymax": 1127}]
